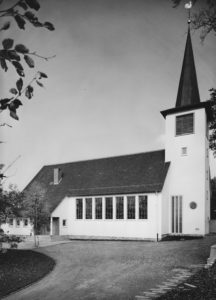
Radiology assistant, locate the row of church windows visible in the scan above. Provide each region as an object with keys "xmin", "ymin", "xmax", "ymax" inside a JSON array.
[{"xmin": 76, "ymin": 195, "xmax": 148, "ymax": 220}]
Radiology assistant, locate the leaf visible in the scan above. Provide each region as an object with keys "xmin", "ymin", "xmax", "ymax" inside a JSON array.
[
  {"xmin": 15, "ymin": 15, "xmax": 26, "ymax": 29},
  {"xmin": 2, "ymin": 39, "xmax": 14, "ymax": 50},
  {"xmin": 9, "ymin": 110, "xmax": 19, "ymax": 121},
  {"xmin": 38, "ymin": 71, "xmax": 48, "ymax": 79},
  {"xmin": 25, "ymin": 85, "xmax": 33, "ymax": 99},
  {"xmin": 24, "ymin": 11, "xmax": 37, "ymax": 21},
  {"xmin": 24, "ymin": 55, "xmax": 34, "ymax": 68},
  {"xmin": 16, "ymin": 78, "xmax": 23, "ymax": 92},
  {"xmin": 8, "ymin": 50, "xmax": 21, "ymax": 61},
  {"xmin": 15, "ymin": 44, "xmax": 29, "ymax": 54},
  {"xmin": 9, "ymin": 88, "xmax": 18, "ymax": 95},
  {"xmin": 0, "ymin": 98, "xmax": 11, "ymax": 110},
  {"xmin": 16, "ymin": 69, "xmax": 25, "ymax": 77},
  {"xmin": 43, "ymin": 22, "xmax": 55, "ymax": 31},
  {"xmin": 10, "ymin": 99, "xmax": 22, "ymax": 109},
  {"xmin": 18, "ymin": 1, "xmax": 28, "ymax": 10},
  {"xmin": 0, "ymin": 58, "xmax": 8, "ymax": 71},
  {"xmin": 25, "ymin": 0, "xmax": 40, "ymax": 11},
  {"xmin": 32, "ymin": 21, "xmax": 43, "ymax": 27},
  {"xmin": 36, "ymin": 80, "xmax": 44, "ymax": 88},
  {"xmin": 0, "ymin": 22, "xmax": 10, "ymax": 31},
  {"xmin": 12, "ymin": 61, "xmax": 23, "ymax": 70}
]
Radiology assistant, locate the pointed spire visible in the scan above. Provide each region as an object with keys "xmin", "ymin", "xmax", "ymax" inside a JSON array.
[{"xmin": 175, "ymin": 28, "xmax": 200, "ymax": 108}]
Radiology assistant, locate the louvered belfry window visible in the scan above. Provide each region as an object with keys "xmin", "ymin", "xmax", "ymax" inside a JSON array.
[{"xmin": 176, "ymin": 113, "xmax": 194, "ymax": 136}]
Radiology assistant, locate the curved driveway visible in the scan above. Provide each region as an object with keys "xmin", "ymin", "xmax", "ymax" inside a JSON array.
[{"xmin": 4, "ymin": 236, "xmax": 216, "ymax": 300}]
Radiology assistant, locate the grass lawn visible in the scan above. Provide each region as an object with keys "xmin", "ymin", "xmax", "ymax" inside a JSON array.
[{"xmin": 0, "ymin": 250, "xmax": 55, "ymax": 298}]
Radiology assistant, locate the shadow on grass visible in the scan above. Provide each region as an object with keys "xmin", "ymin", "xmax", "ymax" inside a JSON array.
[{"xmin": 0, "ymin": 249, "xmax": 55, "ymax": 298}]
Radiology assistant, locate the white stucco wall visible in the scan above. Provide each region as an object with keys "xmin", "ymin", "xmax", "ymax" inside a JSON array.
[
  {"xmin": 51, "ymin": 194, "xmax": 162, "ymax": 240},
  {"xmin": 164, "ymin": 108, "xmax": 209, "ymax": 235},
  {"xmin": 161, "ymin": 165, "xmax": 171, "ymax": 235},
  {"xmin": 1, "ymin": 218, "xmax": 33, "ymax": 235}
]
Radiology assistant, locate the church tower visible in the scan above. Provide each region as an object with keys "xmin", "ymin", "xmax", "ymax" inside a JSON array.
[{"xmin": 161, "ymin": 26, "xmax": 212, "ymax": 236}]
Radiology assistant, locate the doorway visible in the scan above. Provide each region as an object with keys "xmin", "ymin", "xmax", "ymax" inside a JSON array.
[{"xmin": 52, "ymin": 217, "xmax": 60, "ymax": 235}]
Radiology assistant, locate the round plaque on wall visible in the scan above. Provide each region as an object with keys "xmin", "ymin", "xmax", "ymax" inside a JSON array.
[{"xmin": 190, "ymin": 202, "xmax": 197, "ymax": 209}]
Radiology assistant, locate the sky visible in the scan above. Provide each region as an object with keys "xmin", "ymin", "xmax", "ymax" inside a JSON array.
[{"xmin": 0, "ymin": 0, "xmax": 216, "ymax": 190}]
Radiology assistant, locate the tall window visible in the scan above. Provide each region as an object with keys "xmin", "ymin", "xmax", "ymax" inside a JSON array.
[
  {"xmin": 105, "ymin": 197, "xmax": 113, "ymax": 219},
  {"xmin": 9, "ymin": 218, "xmax": 13, "ymax": 226},
  {"xmin": 23, "ymin": 218, "xmax": 28, "ymax": 226},
  {"xmin": 76, "ymin": 198, "xmax": 83, "ymax": 219},
  {"xmin": 127, "ymin": 196, "xmax": 135, "ymax": 219},
  {"xmin": 95, "ymin": 197, "xmax": 102, "ymax": 219},
  {"xmin": 16, "ymin": 219, "xmax": 20, "ymax": 227},
  {"xmin": 176, "ymin": 113, "xmax": 194, "ymax": 136},
  {"xmin": 85, "ymin": 198, "xmax": 92, "ymax": 219},
  {"xmin": 139, "ymin": 195, "xmax": 148, "ymax": 219},
  {"xmin": 116, "ymin": 196, "xmax": 124, "ymax": 219}
]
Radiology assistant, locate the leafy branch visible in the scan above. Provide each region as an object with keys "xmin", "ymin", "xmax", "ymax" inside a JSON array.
[
  {"xmin": 171, "ymin": 0, "xmax": 216, "ymax": 42},
  {"xmin": 0, "ymin": 0, "xmax": 55, "ymax": 120},
  {"xmin": 0, "ymin": 71, "xmax": 48, "ymax": 120}
]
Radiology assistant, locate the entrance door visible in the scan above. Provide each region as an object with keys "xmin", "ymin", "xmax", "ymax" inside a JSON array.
[
  {"xmin": 171, "ymin": 196, "xmax": 182, "ymax": 233},
  {"xmin": 52, "ymin": 217, "xmax": 60, "ymax": 235}
]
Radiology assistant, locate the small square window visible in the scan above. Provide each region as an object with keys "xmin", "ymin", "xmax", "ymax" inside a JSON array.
[
  {"xmin": 62, "ymin": 219, "xmax": 67, "ymax": 226},
  {"xmin": 181, "ymin": 147, "xmax": 187, "ymax": 156}
]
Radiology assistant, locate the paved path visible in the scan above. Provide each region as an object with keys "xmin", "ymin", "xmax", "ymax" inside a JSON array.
[{"xmin": 3, "ymin": 235, "xmax": 216, "ymax": 300}]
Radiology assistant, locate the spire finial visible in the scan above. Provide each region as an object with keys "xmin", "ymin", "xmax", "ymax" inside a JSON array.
[{"xmin": 185, "ymin": 1, "xmax": 192, "ymax": 26}]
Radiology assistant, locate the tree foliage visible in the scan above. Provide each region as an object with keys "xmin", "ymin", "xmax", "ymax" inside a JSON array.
[
  {"xmin": 0, "ymin": 184, "xmax": 23, "ymax": 225},
  {"xmin": 209, "ymin": 89, "xmax": 216, "ymax": 155},
  {"xmin": 172, "ymin": 0, "xmax": 216, "ymax": 42},
  {"xmin": 23, "ymin": 182, "xmax": 50, "ymax": 235},
  {"xmin": 0, "ymin": 0, "xmax": 55, "ymax": 121}
]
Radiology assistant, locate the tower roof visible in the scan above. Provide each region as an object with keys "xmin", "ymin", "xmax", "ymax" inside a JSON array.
[{"xmin": 175, "ymin": 28, "xmax": 200, "ymax": 107}]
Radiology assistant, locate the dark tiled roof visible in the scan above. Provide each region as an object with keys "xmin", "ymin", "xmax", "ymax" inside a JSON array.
[
  {"xmin": 24, "ymin": 149, "xmax": 170, "ymax": 212},
  {"xmin": 175, "ymin": 28, "xmax": 200, "ymax": 108}
]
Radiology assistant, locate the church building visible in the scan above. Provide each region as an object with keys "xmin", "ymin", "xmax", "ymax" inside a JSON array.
[{"xmin": 3, "ymin": 25, "xmax": 212, "ymax": 240}]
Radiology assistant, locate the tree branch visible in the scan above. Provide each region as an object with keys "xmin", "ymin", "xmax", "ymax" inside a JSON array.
[
  {"xmin": 28, "ymin": 52, "xmax": 56, "ymax": 61},
  {"xmin": 0, "ymin": 123, "xmax": 12, "ymax": 128}
]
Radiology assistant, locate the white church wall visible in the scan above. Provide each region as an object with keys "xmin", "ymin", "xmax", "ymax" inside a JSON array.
[
  {"xmin": 51, "ymin": 194, "xmax": 161, "ymax": 240},
  {"xmin": 1, "ymin": 218, "xmax": 33, "ymax": 236},
  {"xmin": 51, "ymin": 196, "xmax": 73, "ymax": 235},
  {"xmin": 161, "ymin": 165, "xmax": 172, "ymax": 235},
  {"xmin": 165, "ymin": 108, "xmax": 208, "ymax": 235},
  {"xmin": 205, "ymin": 114, "xmax": 210, "ymax": 233}
]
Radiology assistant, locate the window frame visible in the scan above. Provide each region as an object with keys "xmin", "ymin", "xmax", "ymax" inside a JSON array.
[
  {"xmin": 95, "ymin": 197, "xmax": 103, "ymax": 219},
  {"xmin": 76, "ymin": 198, "xmax": 83, "ymax": 219},
  {"xmin": 16, "ymin": 218, "xmax": 21, "ymax": 227},
  {"xmin": 116, "ymin": 196, "xmax": 124, "ymax": 220},
  {"xmin": 8, "ymin": 218, "xmax": 14, "ymax": 227},
  {"xmin": 176, "ymin": 113, "xmax": 194, "ymax": 136},
  {"xmin": 127, "ymin": 196, "xmax": 136, "ymax": 219},
  {"xmin": 85, "ymin": 198, "xmax": 92, "ymax": 219},
  {"xmin": 139, "ymin": 195, "xmax": 148, "ymax": 219},
  {"xmin": 23, "ymin": 218, "xmax": 28, "ymax": 227},
  {"xmin": 105, "ymin": 197, "xmax": 113, "ymax": 219}
]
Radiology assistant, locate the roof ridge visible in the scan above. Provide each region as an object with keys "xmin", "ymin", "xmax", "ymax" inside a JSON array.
[{"xmin": 43, "ymin": 149, "xmax": 165, "ymax": 168}]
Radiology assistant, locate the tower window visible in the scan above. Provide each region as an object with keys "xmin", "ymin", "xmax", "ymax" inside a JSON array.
[{"xmin": 176, "ymin": 113, "xmax": 194, "ymax": 136}]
